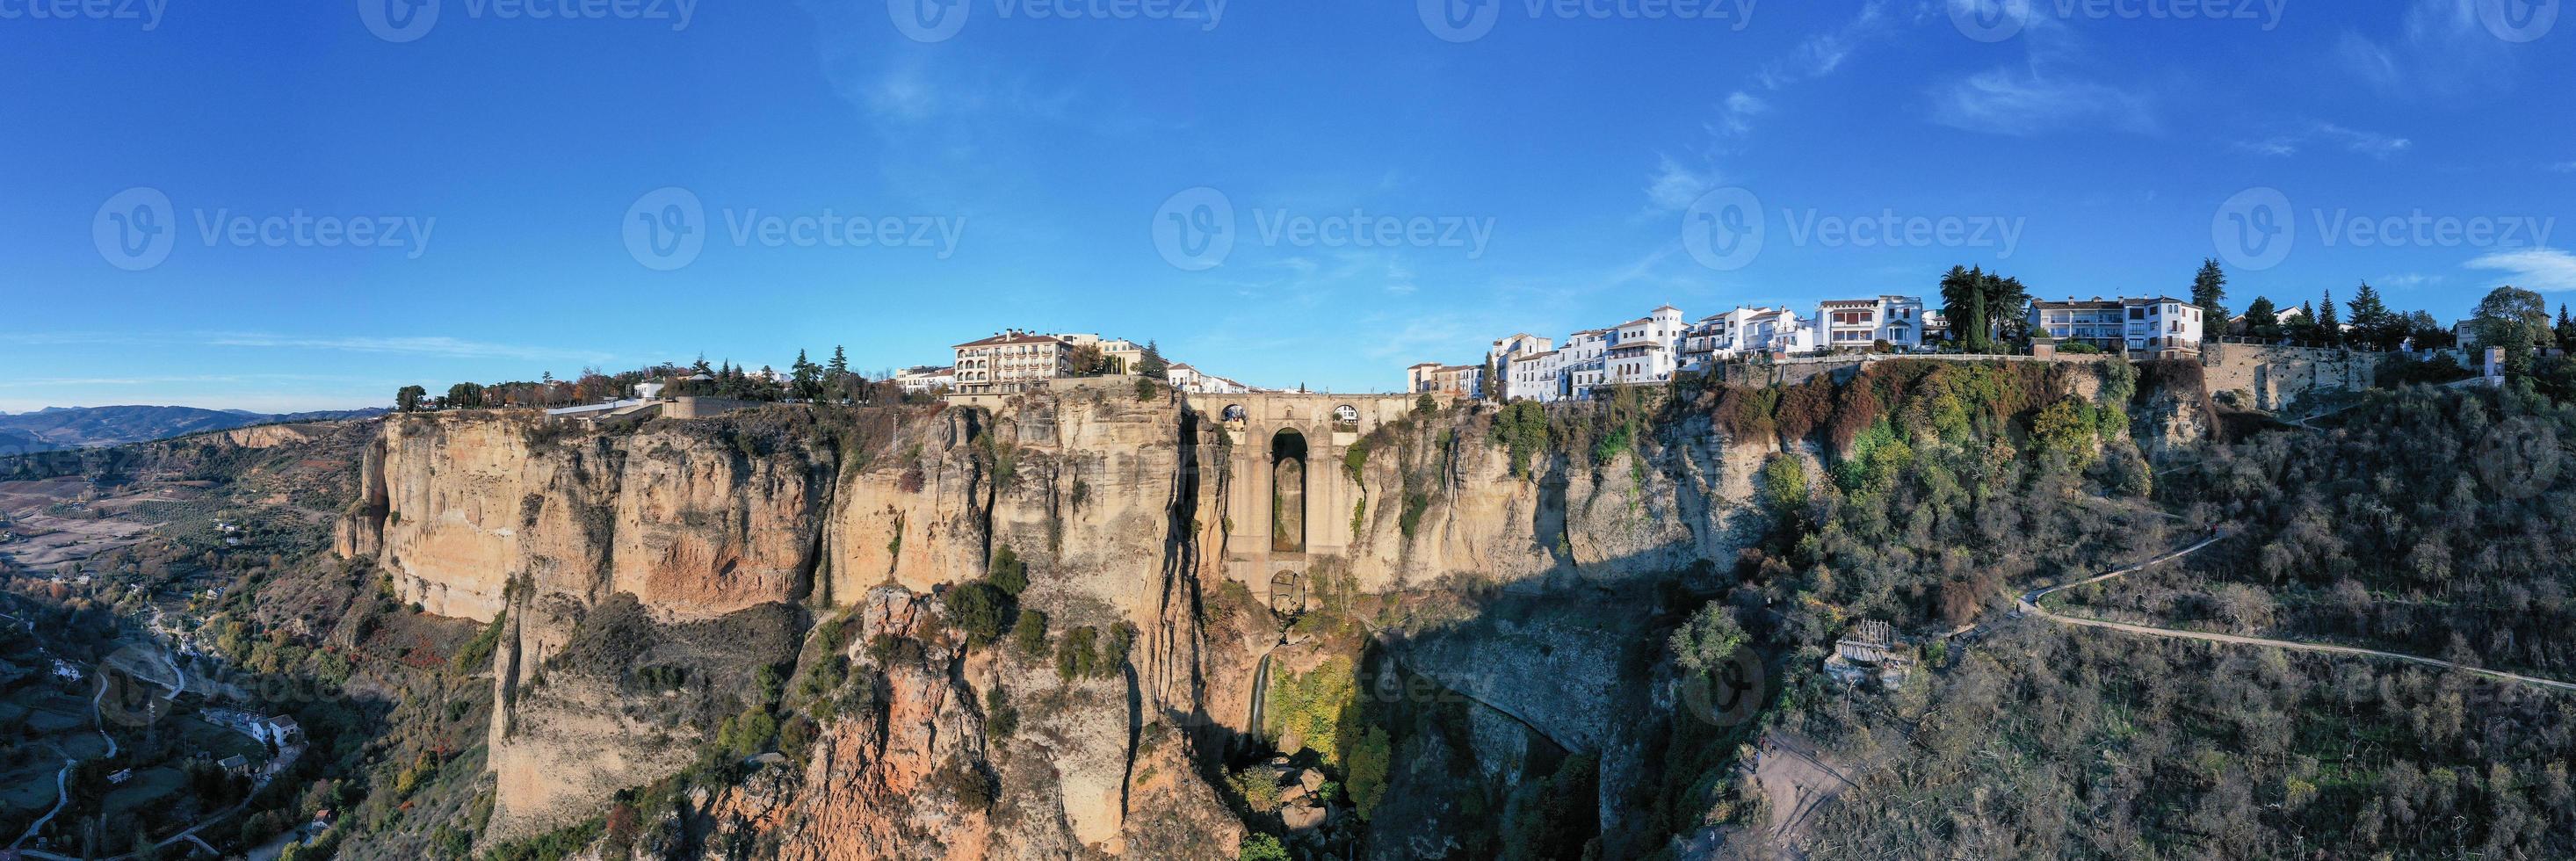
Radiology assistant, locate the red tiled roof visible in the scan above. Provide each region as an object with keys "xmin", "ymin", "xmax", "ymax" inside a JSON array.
[{"xmin": 952, "ymin": 332, "xmax": 1069, "ymax": 348}]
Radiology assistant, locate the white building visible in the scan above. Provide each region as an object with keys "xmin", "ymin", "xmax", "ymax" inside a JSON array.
[
  {"xmin": 1596, "ymin": 306, "xmax": 1687, "ymax": 387},
  {"xmin": 894, "ymin": 365, "xmax": 956, "ymax": 394},
  {"xmin": 1741, "ymin": 308, "xmax": 1816, "ymax": 354},
  {"xmin": 952, "ymin": 330, "xmax": 1073, "ymax": 394},
  {"xmin": 1504, "ymin": 350, "xmax": 1564, "ymax": 402},
  {"xmin": 1817, "ymin": 295, "xmax": 1927, "ymax": 351},
  {"xmin": 1166, "ymin": 363, "xmax": 1252, "ymax": 394},
  {"xmin": 1488, "ymin": 333, "xmax": 1553, "ymax": 372},
  {"xmin": 1057, "ymin": 333, "xmax": 1146, "ymax": 373},
  {"xmin": 2029, "ymin": 296, "xmax": 2203, "ymax": 358},
  {"xmin": 1558, "ymin": 329, "xmax": 1611, "ymax": 401}
]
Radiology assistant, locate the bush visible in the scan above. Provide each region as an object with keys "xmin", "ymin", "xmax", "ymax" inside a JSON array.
[
  {"xmin": 1057, "ymin": 626, "xmax": 1099, "ymax": 678},
  {"xmin": 1347, "ymin": 726, "xmax": 1392, "ymax": 821},
  {"xmin": 988, "ymin": 545, "xmax": 1028, "ymax": 596},
  {"xmin": 1010, "ymin": 609, "xmax": 1049, "ymax": 657},
  {"xmin": 1239, "ymin": 833, "xmax": 1291, "ymax": 861},
  {"xmin": 452, "ymin": 611, "xmax": 507, "ymax": 674},
  {"xmin": 947, "ymin": 582, "xmax": 1012, "ymax": 647}
]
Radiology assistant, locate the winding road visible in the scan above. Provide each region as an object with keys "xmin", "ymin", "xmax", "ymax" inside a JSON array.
[{"xmin": 2018, "ymin": 528, "xmax": 2576, "ymax": 695}]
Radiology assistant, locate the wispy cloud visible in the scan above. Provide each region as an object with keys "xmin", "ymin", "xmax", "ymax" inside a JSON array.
[
  {"xmin": 1645, "ymin": 156, "xmax": 1723, "ymax": 213},
  {"xmin": 2468, "ymin": 248, "xmax": 2576, "ymax": 292},
  {"xmin": 2550, "ymin": 161, "xmax": 2576, "ymax": 173},
  {"xmin": 1928, "ymin": 69, "xmax": 2157, "ymax": 135},
  {"xmin": 1714, "ymin": 2, "xmax": 1896, "ymax": 138},
  {"xmin": 1926, "ymin": 7, "xmax": 2157, "ymax": 136},
  {"xmin": 2337, "ymin": 0, "xmax": 2521, "ymax": 98},
  {"xmin": 2236, "ymin": 121, "xmax": 2413, "ymax": 159}
]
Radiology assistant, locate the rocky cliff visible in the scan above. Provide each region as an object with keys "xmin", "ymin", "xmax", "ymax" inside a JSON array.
[{"xmin": 328, "ymin": 358, "xmax": 2204, "ymax": 858}]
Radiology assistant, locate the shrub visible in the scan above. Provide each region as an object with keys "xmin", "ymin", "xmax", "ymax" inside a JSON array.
[
  {"xmin": 452, "ymin": 611, "xmax": 507, "ymax": 674},
  {"xmin": 1239, "ymin": 833, "xmax": 1291, "ymax": 861},
  {"xmin": 947, "ymin": 582, "xmax": 1012, "ymax": 647},
  {"xmin": 1057, "ymin": 626, "xmax": 1099, "ymax": 678},
  {"xmin": 988, "ymin": 544, "xmax": 1029, "ymax": 596},
  {"xmin": 985, "ymin": 687, "xmax": 1019, "ymax": 738},
  {"xmin": 1010, "ymin": 609, "xmax": 1049, "ymax": 657},
  {"xmin": 1347, "ymin": 726, "xmax": 1392, "ymax": 821}
]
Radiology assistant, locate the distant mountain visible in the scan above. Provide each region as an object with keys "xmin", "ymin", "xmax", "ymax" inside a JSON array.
[{"xmin": 0, "ymin": 405, "xmax": 387, "ymax": 452}]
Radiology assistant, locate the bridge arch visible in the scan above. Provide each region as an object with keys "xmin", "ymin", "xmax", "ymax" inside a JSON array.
[{"xmin": 1271, "ymin": 428, "xmax": 1307, "ymax": 553}]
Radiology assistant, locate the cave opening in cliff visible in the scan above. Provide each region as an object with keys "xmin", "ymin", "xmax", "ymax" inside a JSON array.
[{"xmin": 1271, "ymin": 428, "xmax": 1306, "ymax": 553}]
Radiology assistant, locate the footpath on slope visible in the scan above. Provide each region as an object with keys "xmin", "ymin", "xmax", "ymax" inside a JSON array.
[{"xmin": 2016, "ymin": 528, "xmax": 2576, "ymax": 695}]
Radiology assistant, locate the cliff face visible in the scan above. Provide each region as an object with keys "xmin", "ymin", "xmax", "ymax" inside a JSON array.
[{"xmin": 330, "ymin": 362, "xmax": 2210, "ymax": 857}]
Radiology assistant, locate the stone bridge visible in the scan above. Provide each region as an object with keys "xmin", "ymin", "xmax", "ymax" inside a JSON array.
[{"xmin": 1180, "ymin": 391, "xmax": 1419, "ymax": 613}]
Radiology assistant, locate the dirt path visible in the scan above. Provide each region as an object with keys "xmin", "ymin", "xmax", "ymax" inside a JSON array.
[{"xmin": 2019, "ymin": 530, "xmax": 2576, "ymax": 695}]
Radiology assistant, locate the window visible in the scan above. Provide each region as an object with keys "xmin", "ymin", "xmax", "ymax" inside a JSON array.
[{"xmin": 2129, "ymin": 307, "xmax": 2145, "ymax": 320}]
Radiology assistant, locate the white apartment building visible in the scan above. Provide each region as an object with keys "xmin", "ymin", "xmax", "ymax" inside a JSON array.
[
  {"xmin": 1741, "ymin": 308, "xmax": 1816, "ymax": 354},
  {"xmin": 1505, "ymin": 350, "xmax": 1564, "ymax": 402},
  {"xmin": 1598, "ymin": 306, "xmax": 1687, "ymax": 387},
  {"xmin": 1058, "ymin": 333, "xmax": 1146, "ymax": 373},
  {"xmin": 1488, "ymin": 333, "xmax": 1553, "ymax": 371},
  {"xmin": 894, "ymin": 365, "xmax": 956, "ymax": 394},
  {"xmin": 1817, "ymin": 295, "xmax": 1927, "ymax": 351},
  {"xmin": 1558, "ymin": 329, "xmax": 1610, "ymax": 401},
  {"xmin": 2029, "ymin": 296, "xmax": 2203, "ymax": 358},
  {"xmin": 952, "ymin": 329, "xmax": 1073, "ymax": 394}
]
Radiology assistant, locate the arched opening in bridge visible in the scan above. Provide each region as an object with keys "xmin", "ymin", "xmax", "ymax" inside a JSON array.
[
  {"xmin": 1271, "ymin": 429, "xmax": 1306, "ymax": 553},
  {"xmin": 1269, "ymin": 570, "xmax": 1306, "ymax": 615}
]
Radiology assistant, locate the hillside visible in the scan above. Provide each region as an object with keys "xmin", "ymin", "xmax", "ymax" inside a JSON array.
[{"xmin": 0, "ymin": 405, "xmax": 387, "ymax": 452}]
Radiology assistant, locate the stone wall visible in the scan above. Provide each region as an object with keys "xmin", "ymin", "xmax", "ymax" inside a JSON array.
[{"xmin": 2201, "ymin": 343, "xmax": 2384, "ymax": 411}]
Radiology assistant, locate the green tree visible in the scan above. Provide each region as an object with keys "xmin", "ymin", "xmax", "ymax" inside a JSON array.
[
  {"xmin": 2313, "ymin": 290, "xmax": 2343, "ymax": 345},
  {"xmin": 2241, "ymin": 296, "xmax": 2280, "ymax": 338},
  {"xmin": 395, "ymin": 385, "xmax": 427, "ymax": 412},
  {"xmin": 2406, "ymin": 310, "xmax": 2454, "ymax": 350},
  {"xmin": 988, "ymin": 544, "xmax": 1028, "ymax": 596},
  {"xmin": 1346, "ymin": 726, "xmax": 1393, "ymax": 821},
  {"xmin": 1135, "ymin": 340, "xmax": 1169, "ymax": 379},
  {"xmin": 1238, "ymin": 834, "xmax": 1290, "ymax": 861},
  {"xmin": 1937, "ymin": 265, "xmax": 2032, "ymax": 351},
  {"xmin": 445, "ymin": 381, "xmax": 487, "ymax": 409},
  {"xmin": 2471, "ymin": 286, "xmax": 2554, "ymax": 372},
  {"xmin": 1668, "ymin": 604, "xmax": 1747, "ymax": 676},
  {"xmin": 790, "ymin": 350, "xmax": 822, "ymax": 401},
  {"xmin": 2191, "ymin": 257, "xmax": 2231, "ymax": 322},
  {"xmin": 946, "ymin": 582, "xmax": 1011, "ymax": 647},
  {"xmin": 1010, "ymin": 609, "xmax": 1049, "ymax": 656},
  {"xmin": 2558, "ymin": 304, "xmax": 2576, "ymax": 351},
  {"xmin": 2346, "ymin": 282, "xmax": 2406, "ymax": 351}
]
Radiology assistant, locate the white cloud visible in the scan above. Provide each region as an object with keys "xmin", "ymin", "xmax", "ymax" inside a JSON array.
[
  {"xmin": 1928, "ymin": 69, "xmax": 2156, "ymax": 135},
  {"xmin": 2550, "ymin": 161, "xmax": 2576, "ymax": 173},
  {"xmin": 1645, "ymin": 156, "xmax": 1722, "ymax": 213},
  {"xmin": 2468, "ymin": 248, "xmax": 2576, "ymax": 292},
  {"xmin": 2337, "ymin": 0, "xmax": 2520, "ymax": 98},
  {"xmin": 1925, "ymin": 8, "xmax": 2155, "ymax": 136},
  {"xmin": 2236, "ymin": 122, "xmax": 2413, "ymax": 159}
]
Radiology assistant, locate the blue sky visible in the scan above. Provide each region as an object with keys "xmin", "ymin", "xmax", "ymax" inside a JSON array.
[{"xmin": 3, "ymin": 0, "xmax": 2571, "ymax": 411}]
